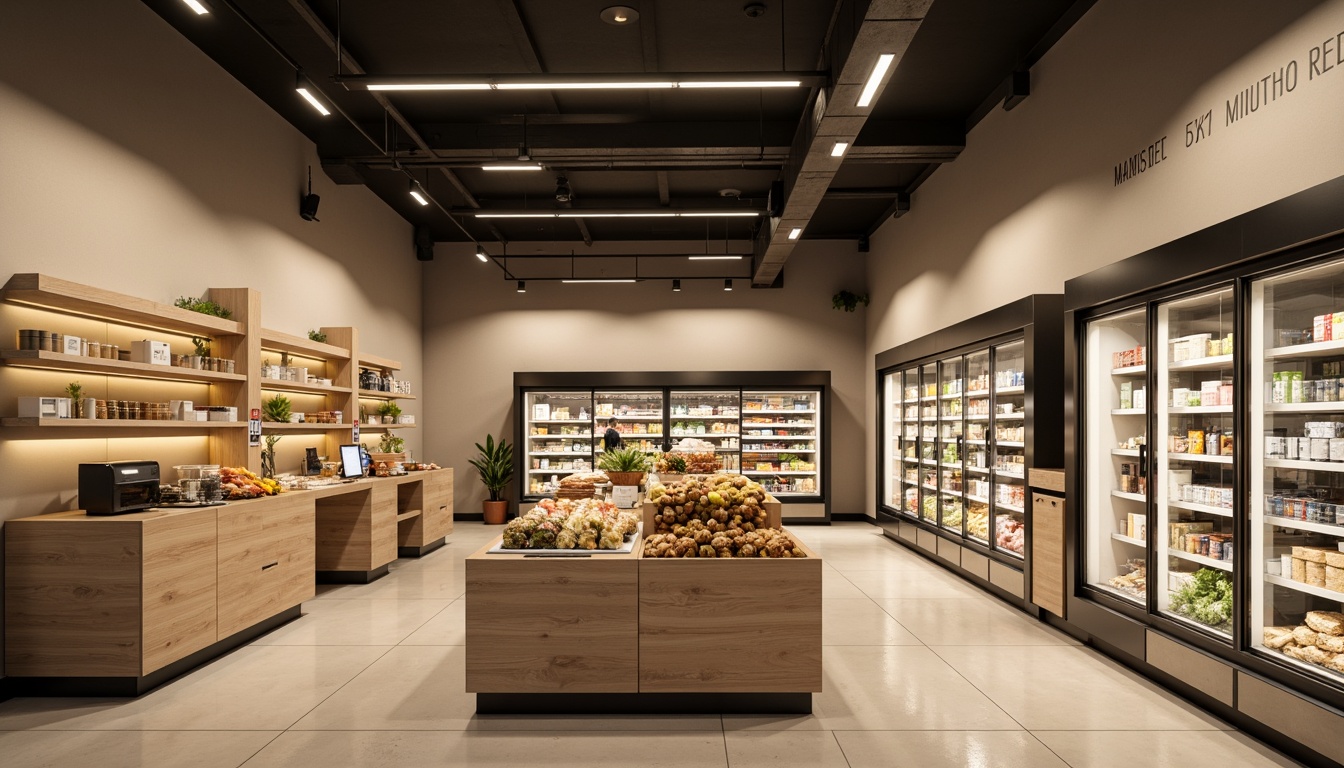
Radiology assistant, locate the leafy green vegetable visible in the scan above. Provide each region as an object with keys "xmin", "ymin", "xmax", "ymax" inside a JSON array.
[
  {"xmin": 1169, "ymin": 568, "xmax": 1233, "ymax": 628},
  {"xmin": 173, "ymin": 296, "xmax": 232, "ymax": 319}
]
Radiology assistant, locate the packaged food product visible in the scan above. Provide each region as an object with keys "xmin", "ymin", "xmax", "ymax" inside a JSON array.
[
  {"xmin": 1293, "ymin": 545, "xmax": 1333, "ymax": 564},
  {"xmin": 1306, "ymin": 560, "xmax": 1328, "ymax": 587},
  {"xmin": 1292, "ymin": 556, "xmax": 1307, "ymax": 582}
]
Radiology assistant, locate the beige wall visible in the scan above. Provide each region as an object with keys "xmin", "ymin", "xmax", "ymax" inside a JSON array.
[
  {"xmin": 864, "ymin": 0, "xmax": 1344, "ymax": 515},
  {"xmin": 423, "ymin": 240, "xmax": 868, "ymax": 516},
  {"xmin": 0, "ymin": 0, "xmax": 421, "ymax": 531}
]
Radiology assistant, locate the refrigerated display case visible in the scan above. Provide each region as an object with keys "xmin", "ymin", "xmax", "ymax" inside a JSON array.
[
  {"xmin": 875, "ymin": 295, "xmax": 1064, "ymax": 609},
  {"xmin": 524, "ymin": 390, "xmax": 595, "ymax": 496},
  {"xmin": 516, "ymin": 372, "xmax": 830, "ymax": 519},
  {"xmin": 1251, "ymin": 260, "xmax": 1344, "ymax": 683},
  {"xmin": 1081, "ymin": 307, "xmax": 1149, "ymax": 605}
]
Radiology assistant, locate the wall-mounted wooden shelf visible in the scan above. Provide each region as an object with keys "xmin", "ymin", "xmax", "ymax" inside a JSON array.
[
  {"xmin": 358, "ymin": 389, "xmax": 416, "ymax": 401},
  {"xmin": 358, "ymin": 353, "xmax": 401, "ymax": 371},
  {"xmin": 359, "ymin": 423, "xmax": 418, "ymax": 431},
  {"xmin": 259, "ymin": 378, "xmax": 353, "ymax": 396},
  {"xmin": 1, "ymin": 349, "xmax": 246, "ymax": 384},
  {"xmin": 259, "ymin": 328, "xmax": 351, "ymax": 360},
  {"xmin": 260, "ymin": 422, "xmax": 355, "ymax": 431},
  {"xmin": 2, "ymin": 418, "xmax": 246, "ymax": 429},
  {"xmin": 3, "ymin": 273, "xmax": 245, "ymax": 337}
]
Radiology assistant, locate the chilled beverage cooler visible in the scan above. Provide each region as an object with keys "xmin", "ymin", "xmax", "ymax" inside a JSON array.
[
  {"xmin": 742, "ymin": 389, "xmax": 822, "ymax": 498},
  {"xmin": 524, "ymin": 390, "xmax": 596, "ymax": 495},
  {"xmin": 668, "ymin": 389, "xmax": 740, "ymax": 472}
]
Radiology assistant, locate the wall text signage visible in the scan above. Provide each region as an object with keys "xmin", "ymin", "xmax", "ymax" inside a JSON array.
[{"xmin": 1113, "ymin": 26, "xmax": 1343, "ymax": 187}]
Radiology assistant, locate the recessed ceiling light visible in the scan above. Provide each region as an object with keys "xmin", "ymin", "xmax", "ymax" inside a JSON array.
[
  {"xmin": 856, "ymin": 53, "xmax": 896, "ymax": 108},
  {"xmin": 830, "ymin": 142, "xmax": 849, "ymax": 157},
  {"xmin": 181, "ymin": 0, "xmax": 210, "ymax": 15},
  {"xmin": 787, "ymin": 227, "xmax": 802, "ymax": 240},
  {"xmin": 600, "ymin": 6, "xmax": 640, "ymax": 25}
]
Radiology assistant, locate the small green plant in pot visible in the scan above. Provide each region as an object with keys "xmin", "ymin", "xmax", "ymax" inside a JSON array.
[
  {"xmin": 469, "ymin": 434, "xmax": 514, "ymax": 524},
  {"xmin": 599, "ymin": 445, "xmax": 651, "ymax": 487},
  {"xmin": 64, "ymin": 381, "xmax": 83, "ymax": 418},
  {"xmin": 378, "ymin": 432, "xmax": 405, "ymax": 455},
  {"xmin": 376, "ymin": 400, "xmax": 402, "ymax": 424},
  {"xmin": 262, "ymin": 393, "xmax": 292, "ymax": 423},
  {"xmin": 307, "ymin": 329, "xmax": 327, "ymax": 344},
  {"xmin": 261, "ymin": 434, "xmax": 282, "ymax": 479}
]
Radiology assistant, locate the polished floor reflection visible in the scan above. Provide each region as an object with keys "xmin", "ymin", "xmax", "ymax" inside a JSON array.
[{"xmin": 0, "ymin": 522, "xmax": 1300, "ymax": 767}]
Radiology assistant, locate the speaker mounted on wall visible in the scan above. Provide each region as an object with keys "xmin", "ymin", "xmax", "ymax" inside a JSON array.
[
  {"xmin": 414, "ymin": 226, "xmax": 434, "ymax": 261},
  {"xmin": 299, "ymin": 166, "xmax": 320, "ymax": 221}
]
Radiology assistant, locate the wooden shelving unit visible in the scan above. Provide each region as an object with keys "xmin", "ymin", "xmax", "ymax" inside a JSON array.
[
  {"xmin": 259, "ymin": 378, "xmax": 353, "ymax": 396},
  {"xmin": 1, "ymin": 349, "xmax": 246, "ymax": 383},
  {"xmin": 358, "ymin": 389, "xmax": 416, "ymax": 401},
  {"xmin": 1, "ymin": 418, "xmax": 246, "ymax": 429},
  {"xmin": 2, "ymin": 273, "xmax": 244, "ymax": 338},
  {"xmin": 259, "ymin": 328, "xmax": 351, "ymax": 360}
]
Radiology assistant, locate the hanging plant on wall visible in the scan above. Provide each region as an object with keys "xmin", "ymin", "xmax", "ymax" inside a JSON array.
[{"xmin": 832, "ymin": 290, "xmax": 869, "ymax": 312}]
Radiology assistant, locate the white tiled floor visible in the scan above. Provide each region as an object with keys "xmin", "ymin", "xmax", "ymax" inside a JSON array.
[{"xmin": 0, "ymin": 522, "xmax": 1302, "ymax": 767}]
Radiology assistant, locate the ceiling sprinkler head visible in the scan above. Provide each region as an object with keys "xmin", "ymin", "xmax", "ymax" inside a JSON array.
[
  {"xmin": 743, "ymin": 3, "xmax": 767, "ymax": 18},
  {"xmin": 718, "ymin": 188, "xmax": 742, "ymax": 198}
]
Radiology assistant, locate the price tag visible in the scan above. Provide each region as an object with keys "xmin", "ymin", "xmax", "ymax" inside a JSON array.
[
  {"xmin": 249, "ymin": 408, "xmax": 261, "ymax": 447},
  {"xmin": 352, "ymin": 422, "xmax": 360, "ymax": 443}
]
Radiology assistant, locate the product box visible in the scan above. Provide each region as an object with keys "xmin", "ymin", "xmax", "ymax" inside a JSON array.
[
  {"xmin": 18, "ymin": 396, "xmax": 69, "ymax": 418},
  {"xmin": 1292, "ymin": 370, "xmax": 1305, "ymax": 403},
  {"xmin": 1169, "ymin": 521, "xmax": 1214, "ymax": 547},
  {"xmin": 1128, "ymin": 513, "xmax": 1146, "ymax": 541},
  {"xmin": 130, "ymin": 339, "xmax": 172, "ymax": 366},
  {"xmin": 1119, "ymin": 382, "xmax": 1133, "ymax": 409},
  {"xmin": 532, "ymin": 403, "xmax": 551, "ymax": 420},
  {"xmin": 62, "ymin": 335, "xmax": 83, "ymax": 356},
  {"xmin": 170, "ymin": 400, "xmax": 194, "ymax": 420},
  {"xmin": 1170, "ymin": 387, "xmax": 1187, "ymax": 408},
  {"xmin": 1133, "ymin": 386, "xmax": 1146, "ymax": 409},
  {"xmin": 1334, "ymin": 313, "xmax": 1344, "ymax": 344},
  {"xmin": 1168, "ymin": 469, "xmax": 1193, "ymax": 489}
]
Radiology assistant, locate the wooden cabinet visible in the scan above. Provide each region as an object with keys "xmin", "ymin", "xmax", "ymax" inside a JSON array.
[
  {"xmin": 399, "ymin": 469, "xmax": 453, "ymax": 554},
  {"xmin": 217, "ymin": 496, "xmax": 315, "ymax": 638},
  {"xmin": 1030, "ymin": 483, "xmax": 1066, "ymax": 618},
  {"xmin": 5, "ymin": 509, "xmax": 217, "ymax": 677}
]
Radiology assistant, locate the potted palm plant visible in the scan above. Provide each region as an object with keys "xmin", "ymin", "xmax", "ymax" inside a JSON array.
[
  {"xmin": 469, "ymin": 434, "xmax": 514, "ymax": 525},
  {"xmin": 599, "ymin": 445, "xmax": 650, "ymax": 487}
]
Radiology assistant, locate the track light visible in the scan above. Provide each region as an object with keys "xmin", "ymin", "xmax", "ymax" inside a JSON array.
[
  {"xmin": 295, "ymin": 73, "xmax": 330, "ymax": 116},
  {"xmin": 517, "ymin": 281, "xmax": 526, "ymax": 292},
  {"xmin": 476, "ymin": 247, "xmax": 489, "ymax": 262},
  {"xmin": 409, "ymin": 179, "xmax": 430, "ymax": 206},
  {"xmin": 181, "ymin": 0, "xmax": 210, "ymax": 14},
  {"xmin": 554, "ymin": 176, "xmax": 572, "ymax": 203},
  {"xmin": 672, "ymin": 279, "xmax": 681, "ymax": 291},
  {"xmin": 788, "ymin": 227, "xmax": 802, "ymax": 240},
  {"xmin": 830, "ymin": 142, "xmax": 849, "ymax": 157},
  {"xmin": 724, "ymin": 279, "xmax": 733, "ymax": 291},
  {"xmin": 856, "ymin": 53, "xmax": 896, "ymax": 107}
]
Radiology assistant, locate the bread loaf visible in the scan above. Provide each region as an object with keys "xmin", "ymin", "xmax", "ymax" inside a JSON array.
[
  {"xmin": 1328, "ymin": 654, "xmax": 1344, "ymax": 674},
  {"xmin": 1325, "ymin": 551, "xmax": 1344, "ymax": 569},
  {"xmin": 1305, "ymin": 610, "xmax": 1344, "ymax": 636},
  {"xmin": 1293, "ymin": 545, "xmax": 1333, "ymax": 564},
  {"xmin": 1316, "ymin": 633, "xmax": 1344, "ymax": 654},
  {"xmin": 1286, "ymin": 644, "xmax": 1334, "ymax": 665},
  {"xmin": 1293, "ymin": 625, "xmax": 1320, "ymax": 646},
  {"xmin": 1292, "ymin": 557, "xmax": 1307, "ymax": 582},
  {"xmin": 1327, "ymin": 565, "xmax": 1344, "ymax": 593},
  {"xmin": 1306, "ymin": 560, "xmax": 1328, "ymax": 587},
  {"xmin": 1264, "ymin": 626, "xmax": 1295, "ymax": 649}
]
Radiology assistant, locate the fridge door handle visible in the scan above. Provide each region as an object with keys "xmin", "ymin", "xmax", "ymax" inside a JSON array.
[{"xmin": 1138, "ymin": 443, "xmax": 1149, "ymax": 478}]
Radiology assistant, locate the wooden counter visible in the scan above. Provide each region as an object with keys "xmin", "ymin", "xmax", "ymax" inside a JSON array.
[
  {"xmin": 4, "ymin": 469, "xmax": 452, "ymax": 694},
  {"xmin": 464, "ymin": 519, "xmax": 822, "ymax": 714}
]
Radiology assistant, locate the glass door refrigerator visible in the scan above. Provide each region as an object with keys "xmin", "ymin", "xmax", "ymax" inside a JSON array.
[
  {"xmin": 741, "ymin": 389, "xmax": 823, "ymax": 498},
  {"xmin": 1251, "ymin": 260, "xmax": 1344, "ymax": 684},
  {"xmin": 901, "ymin": 367, "xmax": 922, "ymax": 518},
  {"xmin": 964, "ymin": 350, "xmax": 992, "ymax": 544},
  {"xmin": 523, "ymin": 390, "xmax": 596, "ymax": 496},
  {"xmin": 938, "ymin": 355, "xmax": 966, "ymax": 536},
  {"xmin": 1155, "ymin": 287, "xmax": 1237, "ymax": 638},
  {"xmin": 883, "ymin": 371, "xmax": 902, "ymax": 510},
  {"xmin": 1081, "ymin": 307, "xmax": 1149, "ymax": 605},
  {"xmin": 918, "ymin": 362, "xmax": 940, "ymax": 523},
  {"xmin": 668, "ymin": 389, "xmax": 740, "ymax": 472},
  {"xmin": 992, "ymin": 339, "xmax": 1028, "ymax": 558},
  {"xmin": 594, "ymin": 390, "xmax": 665, "ymax": 459}
]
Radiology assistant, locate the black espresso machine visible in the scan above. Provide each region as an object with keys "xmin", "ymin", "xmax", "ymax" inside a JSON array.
[{"xmin": 79, "ymin": 461, "xmax": 161, "ymax": 515}]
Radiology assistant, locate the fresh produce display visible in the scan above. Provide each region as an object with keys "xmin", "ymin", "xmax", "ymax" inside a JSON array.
[
  {"xmin": 921, "ymin": 494, "xmax": 937, "ymax": 521},
  {"xmin": 1264, "ymin": 611, "xmax": 1344, "ymax": 675},
  {"xmin": 966, "ymin": 506, "xmax": 990, "ymax": 540},
  {"xmin": 1169, "ymin": 568, "xmax": 1233, "ymax": 630},
  {"xmin": 596, "ymin": 444, "xmax": 651, "ymax": 473},
  {"xmin": 500, "ymin": 498, "xmax": 639, "ymax": 550},
  {"xmin": 996, "ymin": 516, "xmax": 1024, "ymax": 553},
  {"xmin": 220, "ymin": 466, "xmax": 282, "ymax": 498},
  {"xmin": 678, "ymin": 451, "xmax": 721, "ymax": 474},
  {"xmin": 643, "ymin": 474, "xmax": 804, "ymax": 558},
  {"xmin": 655, "ymin": 453, "xmax": 688, "ymax": 473},
  {"xmin": 940, "ymin": 500, "xmax": 963, "ymax": 529}
]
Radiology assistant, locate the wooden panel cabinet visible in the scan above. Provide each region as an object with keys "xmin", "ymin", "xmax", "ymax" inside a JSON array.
[
  {"xmin": 399, "ymin": 469, "xmax": 453, "ymax": 552},
  {"xmin": 1030, "ymin": 491, "xmax": 1066, "ymax": 617},
  {"xmin": 217, "ymin": 496, "xmax": 315, "ymax": 638},
  {"xmin": 5, "ymin": 509, "xmax": 217, "ymax": 677}
]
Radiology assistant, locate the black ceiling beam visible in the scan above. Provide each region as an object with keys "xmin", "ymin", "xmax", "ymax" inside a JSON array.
[
  {"xmin": 333, "ymin": 72, "xmax": 830, "ymax": 90},
  {"xmin": 825, "ymin": 188, "xmax": 904, "ymax": 199},
  {"xmin": 413, "ymin": 120, "xmax": 799, "ymax": 150},
  {"xmin": 453, "ymin": 199, "xmax": 766, "ymax": 215},
  {"xmin": 493, "ymin": 0, "xmax": 561, "ymax": 114},
  {"xmin": 340, "ymin": 152, "xmax": 788, "ymax": 172}
]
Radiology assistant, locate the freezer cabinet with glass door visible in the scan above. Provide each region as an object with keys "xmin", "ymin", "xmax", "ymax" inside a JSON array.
[{"xmin": 524, "ymin": 390, "xmax": 595, "ymax": 496}]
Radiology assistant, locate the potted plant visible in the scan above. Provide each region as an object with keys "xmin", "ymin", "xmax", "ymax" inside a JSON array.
[
  {"xmin": 64, "ymin": 381, "xmax": 83, "ymax": 418},
  {"xmin": 469, "ymin": 434, "xmax": 514, "ymax": 525},
  {"xmin": 654, "ymin": 452, "xmax": 687, "ymax": 484},
  {"xmin": 599, "ymin": 445, "xmax": 650, "ymax": 487},
  {"xmin": 372, "ymin": 432, "xmax": 406, "ymax": 463},
  {"xmin": 376, "ymin": 400, "xmax": 402, "ymax": 424},
  {"xmin": 261, "ymin": 434, "xmax": 282, "ymax": 479},
  {"xmin": 262, "ymin": 393, "xmax": 292, "ymax": 423}
]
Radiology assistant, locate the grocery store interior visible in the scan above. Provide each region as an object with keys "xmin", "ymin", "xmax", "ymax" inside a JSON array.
[{"xmin": 2, "ymin": 0, "xmax": 1344, "ymax": 766}]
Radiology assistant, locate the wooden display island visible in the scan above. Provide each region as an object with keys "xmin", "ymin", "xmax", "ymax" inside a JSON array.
[
  {"xmin": 465, "ymin": 500, "xmax": 822, "ymax": 714},
  {"xmin": 4, "ymin": 469, "xmax": 452, "ymax": 696}
]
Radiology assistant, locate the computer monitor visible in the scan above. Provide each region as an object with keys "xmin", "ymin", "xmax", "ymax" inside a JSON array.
[{"xmin": 339, "ymin": 444, "xmax": 364, "ymax": 479}]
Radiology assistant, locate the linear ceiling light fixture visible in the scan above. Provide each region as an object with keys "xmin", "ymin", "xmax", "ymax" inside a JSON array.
[
  {"xmin": 344, "ymin": 74, "xmax": 818, "ymax": 92},
  {"xmin": 295, "ymin": 73, "xmax": 330, "ymax": 116},
  {"xmin": 688, "ymin": 255, "xmax": 744, "ymax": 261},
  {"xmin": 482, "ymin": 163, "xmax": 544, "ymax": 171},
  {"xmin": 856, "ymin": 53, "xmax": 896, "ymax": 107},
  {"xmin": 181, "ymin": 0, "xmax": 210, "ymax": 14},
  {"xmin": 409, "ymin": 179, "xmax": 430, "ymax": 206},
  {"xmin": 473, "ymin": 211, "xmax": 761, "ymax": 219},
  {"xmin": 830, "ymin": 142, "xmax": 849, "ymax": 157},
  {"xmin": 787, "ymin": 227, "xmax": 802, "ymax": 240},
  {"xmin": 562, "ymin": 279, "xmax": 639, "ymax": 284}
]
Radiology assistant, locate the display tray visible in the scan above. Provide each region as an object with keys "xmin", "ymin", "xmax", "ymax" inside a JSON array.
[
  {"xmin": 486, "ymin": 524, "xmax": 642, "ymax": 556},
  {"xmin": 150, "ymin": 501, "xmax": 227, "ymax": 509}
]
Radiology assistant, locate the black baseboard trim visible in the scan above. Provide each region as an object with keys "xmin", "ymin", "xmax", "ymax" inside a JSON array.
[
  {"xmin": 783, "ymin": 518, "xmax": 831, "ymax": 525},
  {"xmin": 455, "ymin": 513, "xmax": 484, "ymax": 522},
  {"xmin": 476, "ymin": 692, "xmax": 811, "ymax": 715},
  {"xmin": 316, "ymin": 564, "xmax": 390, "ymax": 584},
  {"xmin": 830, "ymin": 513, "xmax": 875, "ymax": 524},
  {"xmin": 0, "ymin": 605, "xmax": 302, "ymax": 698},
  {"xmin": 398, "ymin": 538, "xmax": 446, "ymax": 558}
]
